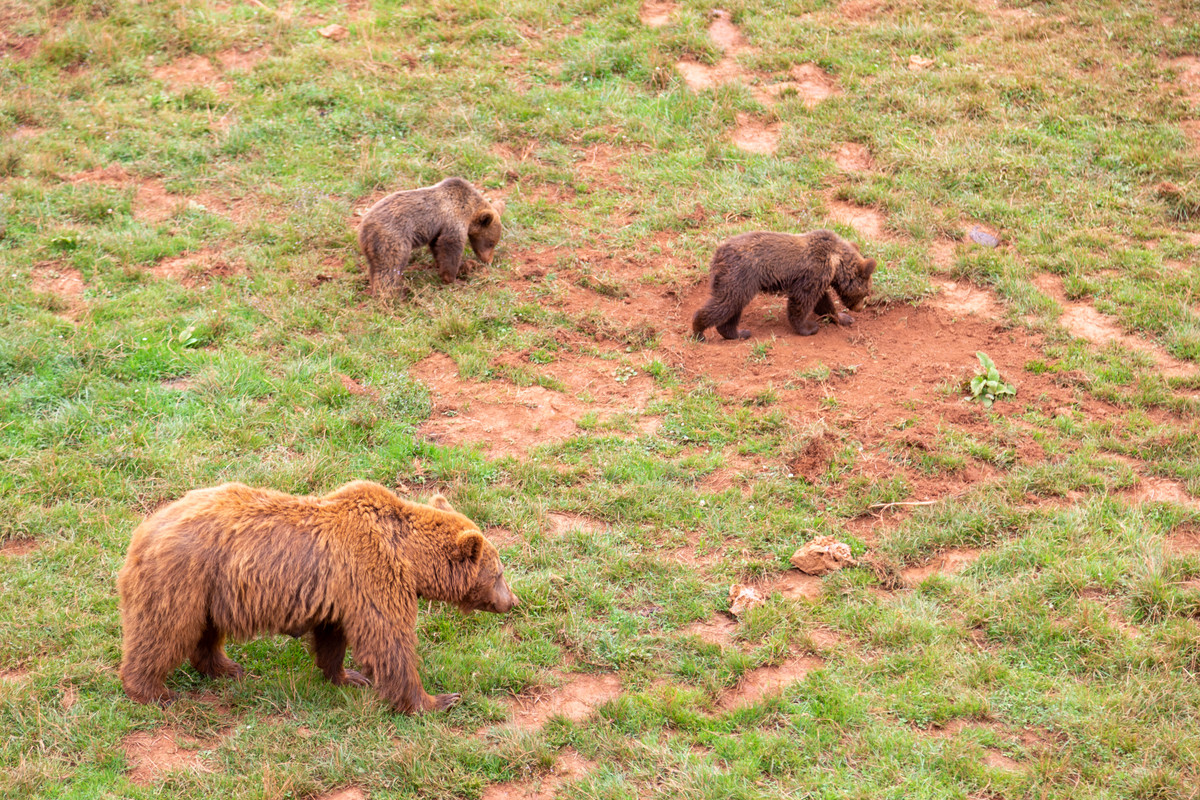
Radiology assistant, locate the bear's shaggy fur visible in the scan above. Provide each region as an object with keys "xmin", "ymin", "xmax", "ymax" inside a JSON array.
[
  {"xmin": 691, "ymin": 230, "xmax": 877, "ymax": 340},
  {"xmin": 117, "ymin": 481, "xmax": 518, "ymax": 714},
  {"xmin": 358, "ymin": 177, "xmax": 505, "ymax": 297}
]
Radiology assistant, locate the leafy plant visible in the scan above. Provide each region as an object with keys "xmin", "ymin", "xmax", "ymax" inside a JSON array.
[{"xmin": 967, "ymin": 351, "xmax": 1016, "ymax": 407}]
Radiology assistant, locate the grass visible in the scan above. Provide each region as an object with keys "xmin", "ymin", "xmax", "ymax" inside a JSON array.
[{"xmin": 3, "ymin": 0, "xmax": 1200, "ymax": 798}]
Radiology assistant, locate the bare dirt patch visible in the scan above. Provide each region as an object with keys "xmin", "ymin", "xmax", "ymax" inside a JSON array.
[
  {"xmin": 764, "ymin": 569, "xmax": 824, "ymax": 601},
  {"xmin": 1129, "ymin": 476, "xmax": 1200, "ymax": 510},
  {"xmin": 313, "ymin": 789, "xmax": 366, "ymax": 800},
  {"xmin": 718, "ymin": 654, "xmax": 824, "ymax": 710},
  {"xmin": 215, "ymin": 46, "xmax": 269, "ymax": 72},
  {"xmin": 31, "ymin": 262, "xmax": 84, "ymax": 300},
  {"xmin": 546, "ymin": 512, "xmax": 606, "ymax": 535},
  {"xmin": 1033, "ymin": 273, "xmax": 1196, "ymax": 378},
  {"xmin": 152, "ymin": 55, "xmax": 229, "ymax": 93},
  {"xmin": 150, "ymin": 249, "xmax": 243, "ymax": 287},
  {"xmin": 482, "ymin": 748, "xmax": 597, "ymax": 800},
  {"xmin": 339, "ymin": 374, "xmax": 379, "ymax": 400},
  {"xmin": 67, "ymin": 164, "xmax": 190, "ymax": 223},
  {"xmin": 930, "ymin": 279, "xmax": 1002, "ymax": 319},
  {"xmin": 1181, "ymin": 121, "xmax": 1200, "ymax": 153},
  {"xmin": 0, "ymin": 667, "xmax": 30, "ymax": 684},
  {"xmin": 508, "ymin": 672, "xmax": 623, "ymax": 729},
  {"xmin": 900, "ymin": 548, "xmax": 982, "ymax": 587},
  {"xmin": 983, "ymin": 750, "xmax": 1024, "ymax": 771},
  {"xmin": 639, "ymin": 0, "xmax": 678, "ymax": 28},
  {"xmin": 731, "ymin": 113, "xmax": 779, "ymax": 155},
  {"xmin": 1168, "ymin": 56, "xmax": 1200, "ymax": 105},
  {"xmin": 485, "ymin": 526, "xmax": 524, "ymax": 548},
  {"xmin": 834, "ymin": 142, "xmax": 873, "ymax": 172},
  {"xmin": 1167, "ymin": 530, "xmax": 1200, "ymax": 553},
  {"xmin": 123, "ymin": 728, "xmax": 215, "ymax": 785},
  {"xmin": 683, "ymin": 613, "xmax": 738, "ymax": 647},
  {"xmin": 0, "ymin": 537, "xmax": 38, "ymax": 557},
  {"xmin": 827, "ymin": 199, "xmax": 889, "ymax": 240},
  {"xmin": 411, "ymin": 351, "xmax": 657, "ymax": 458},
  {"xmin": 768, "ymin": 63, "xmax": 842, "ymax": 108}
]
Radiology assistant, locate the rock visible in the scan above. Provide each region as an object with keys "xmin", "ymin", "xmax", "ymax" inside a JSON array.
[
  {"xmin": 789, "ymin": 535, "xmax": 856, "ymax": 576},
  {"xmin": 728, "ymin": 584, "xmax": 765, "ymax": 616},
  {"xmin": 908, "ymin": 55, "xmax": 934, "ymax": 70},
  {"xmin": 318, "ymin": 24, "xmax": 349, "ymax": 41},
  {"xmin": 968, "ymin": 227, "xmax": 1000, "ymax": 248}
]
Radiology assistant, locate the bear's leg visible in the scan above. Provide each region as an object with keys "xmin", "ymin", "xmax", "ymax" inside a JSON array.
[
  {"xmin": 363, "ymin": 229, "xmax": 411, "ymax": 298},
  {"xmin": 814, "ymin": 288, "xmax": 853, "ymax": 326},
  {"xmin": 715, "ymin": 309, "xmax": 752, "ymax": 340},
  {"xmin": 431, "ymin": 234, "xmax": 466, "ymax": 283},
  {"xmin": 786, "ymin": 291, "xmax": 822, "ymax": 336},
  {"xmin": 190, "ymin": 621, "xmax": 244, "ymax": 680},
  {"xmin": 694, "ymin": 299, "xmax": 752, "ymax": 341},
  {"xmin": 120, "ymin": 625, "xmax": 187, "ymax": 705},
  {"xmin": 313, "ymin": 622, "xmax": 370, "ymax": 688},
  {"xmin": 349, "ymin": 611, "xmax": 459, "ymax": 714}
]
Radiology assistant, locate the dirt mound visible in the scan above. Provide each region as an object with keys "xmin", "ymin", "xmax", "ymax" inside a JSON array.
[
  {"xmin": 508, "ymin": 672, "xmax": 623, "ymax": 729},
  {"xmin": 827, "ymin": 199, "xmax": 888, "ymax": 239},
  {"xmin": 683, "ymin": 613, "xmax": 738, "ymax": 646},
  {"xmin": 31, "ymin": 263, "xmax": 84, "ymax": 299},
  {"xmin": 731, "ymin": 113, "xmax": 780, "ymax": 155},
  {"xmin": 834, "ymin": 142, "xmax": 873, "ymax": 172},
  {"xmin": 1, "ymin": 537, "xmax": 38, "ymax": 557},
  {"xmin": 152, "ymin": 55, "xmax": 229, "ymax": 93},
  {"xmin": 901, "ymin": 548, "xmax": 982, "ymax": 586},
  {"xmin": 1129, "ymin": 476, "xmax": 1200, "ymax": 510},
  {"xmin": 930, "ymin": 279, "xmax": 1002, "ymax": 318},
  {"xmin": 410, "ymin": 351, "xmax": 657, "ymax": 458},
  {"xmin": 215, "ymin": 46, "xmax": 269, "ymax": 72},
  {"xmin": 123, "ymin": 728, "xmax": 215, "ymax": 785},
  {"xmin": 1034, "ymin": 273, "xmax": 1195, "ymax": 378},
  {"xmin": 639, "ymin": 1, "xmax": 678, "ymax": 28},
  {"xmin": 718, "ymin": 654, "xmax": 824, "ymax": 710},
  {"xmin": 150, "ymin": 249, "xmax": 243, "ymax": 287},
  {"xmin": 482, "ymin": 749, "xmax": 597, "ymax": 800}
]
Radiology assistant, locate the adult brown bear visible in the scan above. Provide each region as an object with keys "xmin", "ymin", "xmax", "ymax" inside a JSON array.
[{"xmin": 117, "ymin": 481, "xmax": 518, "ymax": 713}]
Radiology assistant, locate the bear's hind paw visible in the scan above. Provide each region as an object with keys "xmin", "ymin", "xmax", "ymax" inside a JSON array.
[{"xmin": 432, "ymin": 692, "xmax": 461, "ymax": 711}]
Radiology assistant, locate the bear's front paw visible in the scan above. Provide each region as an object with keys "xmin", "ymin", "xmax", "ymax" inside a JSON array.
[
  {"xmin": 432, "ymin": 692, "xmax": 461, "ymax": 711},
  {"xmin": 340, "ymin": 669, "xmax": 371, "ymax": 688}
]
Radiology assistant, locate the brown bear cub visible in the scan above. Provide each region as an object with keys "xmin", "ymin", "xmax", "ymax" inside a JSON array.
[
  {"xmin": 691, "ymin": 229, "xmax": 877, "ymax": 340},
  {"xmin": 117, "ymin": 481, "xmax": 518, "ymax": 714},
  {"xmin": 358, "ymin": 176, "xmax": 505, "ymax": 296}
]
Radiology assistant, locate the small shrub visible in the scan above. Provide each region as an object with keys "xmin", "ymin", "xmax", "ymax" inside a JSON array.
[{"xmin": 966, "ymin": 352, "xmax": 1015, "ymax": 407}]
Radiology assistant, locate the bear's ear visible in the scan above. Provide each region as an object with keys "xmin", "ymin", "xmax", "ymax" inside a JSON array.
[
  {"xmin": 454, "ymin": 531, "xmax": 485, "ymax": 563},
  {"xmin": 491, "ymin": 199, "xmax": 505, "ymax": 218},
  {"xmin": 474, "ymin": 209, "xmax": 495, "ymax": 229},
  {"xmin": 859, "ymin": 257, "xmax": 877, "ymax": 277},
  {"xmin": 429, "ymin": 494, "xmax": 456, "ymax": 513}
]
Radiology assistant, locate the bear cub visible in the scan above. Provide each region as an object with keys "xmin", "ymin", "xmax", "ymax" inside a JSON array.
[
  {"xmin": 692, "ymin": 229, "xmax": 877, "ymax": 340},
  {"xmin": 117, "ymin": 481, "xmax": 518, "ymax": 714},
  {"xmin": 358, "ymin": 176, "xmax": 505, "ymax": 297}
]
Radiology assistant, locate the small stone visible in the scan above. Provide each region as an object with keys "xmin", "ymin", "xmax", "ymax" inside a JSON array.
[
  {"xmin": 318, "ymin": 24, "xmax": 349, "ymax": 41},
  {"xmin": 790, "ymin": 535, "xmax": 856, "ymax": 576},
  {"xmin": 968, "ymin": 227, "xmax": 1000, "ymax": 248},
  {"xmin": 728, "ymin": 584, "xmax": 765, "ymax": 616},
  {"xmin": 908, "ymin": 55, "xmax": 934, "ymax": 70}
]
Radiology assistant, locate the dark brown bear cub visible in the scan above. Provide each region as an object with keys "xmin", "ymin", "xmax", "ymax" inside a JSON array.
[
  {"xmin": 692, "ymin": 230, "xmax": 876, "ymax": 340},
  {"xmin": 117, "ymin": 481, "xmax": 518, "ymax": 714},
  {"xmin": 357, "ymin": 177, "xmax": 504, "ymax": 297}
]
